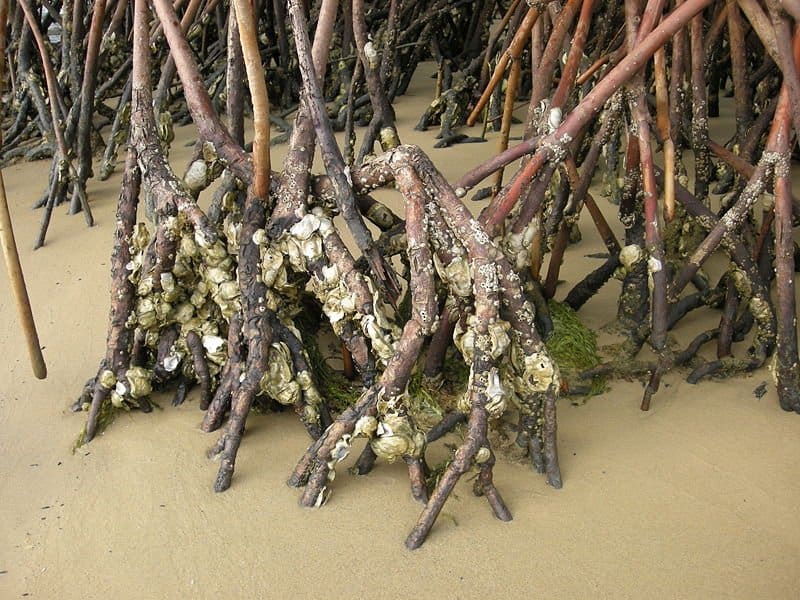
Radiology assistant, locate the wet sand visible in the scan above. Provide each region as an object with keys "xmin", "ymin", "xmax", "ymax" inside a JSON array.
[{"xmin": 1, "ymin": 65, "xmax": 799, "ymax": 598}]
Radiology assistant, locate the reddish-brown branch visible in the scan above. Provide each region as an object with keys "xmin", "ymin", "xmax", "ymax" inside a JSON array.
[
  {"xmin": 467, "ymin": 6, "xmax": 540, "ymax": 126},
  {"xmin": 154, "ymin": 0, "xmax": 204, "ymax": 109},
  {"xmin": 524, "ymin": 0, "xmax": 583, "ymax": 133},
  {"xmin": 551, "ymin": 0, "xmax": 596, "ymax": 111},
  {"xmin": 766, "ymin": 2, "xmax": 800, "ymax": 148},
  {"xmin": 490, "ymin": 58, "xmax": 521, "ymax": 196},
  {"xmin": 727, "ymin": 0, "xmax": 753, "ymax": 139},
  {"xmin": 151, "ymin": 0, "xmax": 252, "ymax": 181},
  {"xmin": 653, "ymin": 47, "xmax": 675, "ymax": 221},
  {"xmin": 479, "ymin": 0, "xmax": 714, "ymax": 228},
  {"xmin": 231, "ymin": 0, "xmax": 270, "ymax": 197}
]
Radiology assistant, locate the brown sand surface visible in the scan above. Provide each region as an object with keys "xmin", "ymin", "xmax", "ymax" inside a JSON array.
[{"xmin": 1, "ymin": 65, "xmax": 799, "ymax": 598}]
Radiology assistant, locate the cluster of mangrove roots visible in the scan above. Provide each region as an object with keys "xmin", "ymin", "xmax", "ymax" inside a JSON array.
[
  {"xmin": 3, "ymin": 0, "xmax": 796, "ymax": 547},
  {"xmin": 1, "ymin": 0, "xmax": 520, "ymax": 245},
  {"xmin": 73, "ymin": 0, "xmax": 562, "ymax": 549}
]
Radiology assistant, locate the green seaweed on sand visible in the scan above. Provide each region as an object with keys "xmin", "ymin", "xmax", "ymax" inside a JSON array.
[{"xmin": 545, "ymin": 301, "xmax": 607, "ymax": 403}]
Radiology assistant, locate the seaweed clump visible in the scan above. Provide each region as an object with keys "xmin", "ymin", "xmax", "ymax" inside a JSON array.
[{"xmin": 545, "ymin": 301, "xmax": 606, "ymax": 403}]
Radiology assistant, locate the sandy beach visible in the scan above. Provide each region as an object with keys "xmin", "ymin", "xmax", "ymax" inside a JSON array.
[{"xmin": 1, "ymin": 64, "xmax": 799, "ymax": 599}]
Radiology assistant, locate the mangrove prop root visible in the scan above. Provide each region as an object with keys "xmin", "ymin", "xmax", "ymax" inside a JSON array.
[{"xmin": 61, "ymin": 0, "xmax": 800, "ymax": 552}]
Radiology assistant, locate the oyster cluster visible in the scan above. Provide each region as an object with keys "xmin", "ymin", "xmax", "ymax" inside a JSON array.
[
  {"xmin": 111, "ymin": 216, "xmax": 236, "ymax": 409},
  {"xmin": 280, "ymin": 209, "xmax": 401, "ymax": 364}
]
